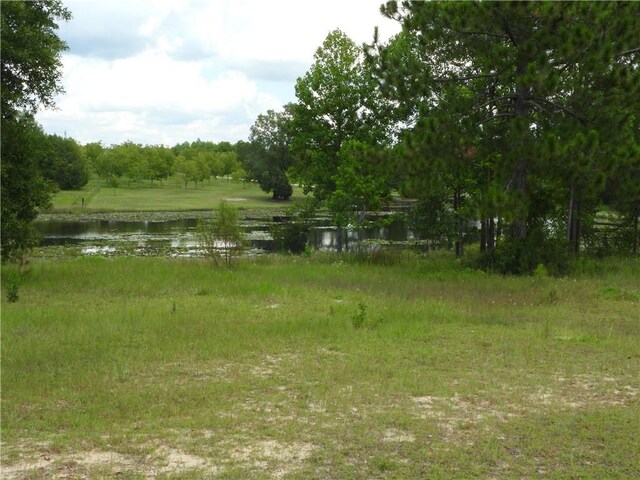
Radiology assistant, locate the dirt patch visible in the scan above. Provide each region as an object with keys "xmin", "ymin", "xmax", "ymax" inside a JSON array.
[
  {"xmin": 383, "ymin": 429, "xmax": 416, "ymax": 443},
  {"xmin": 153, "ymin": 446, "xmax": 218, "ymax": 475},
  {"xmin": 410, "ymin": 374, "xmax": 639, "ymax": 446},
  {"xmin": 0, "ymin": 450, "xmax": 137, "ymax": 479},
  {"xmin": 224, "ymin": 197, "xmax": 247, "ymax": 202},
  {"xmin": 230, "ymin": 439, "xmax": 316, "ymax": 478}
]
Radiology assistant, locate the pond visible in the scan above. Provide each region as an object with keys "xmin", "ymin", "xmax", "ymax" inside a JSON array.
[{"xmin": 34, "ymin": 213, "xmax": 421, "ymax": 258}]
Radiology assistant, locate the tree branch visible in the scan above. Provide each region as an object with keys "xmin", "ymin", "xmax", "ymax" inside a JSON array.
[
  {"xmin": 433, "ymin": 73, "xmax": 498, "ymax": 83},
  {"xmin": 448, "ymin": 28, "xmax": 510, "ymax": 40},
  {"xmin": 480, "ymin": 112, "xmax": 515, "ymax": 124},
  {"xmin": 534, "ymin": 97, "xmax": 589, "ymax": 123},
  {"xmin": 477, "ymin": 95, "xmax": 514, "ymax": 110},
  {"xmin": 615, "ymin": 47, "xmax": 640, "ymax": 58}
]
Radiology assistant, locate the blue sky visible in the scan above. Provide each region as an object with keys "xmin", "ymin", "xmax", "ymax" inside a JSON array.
[{"xmin": 36, "ymin": 0, "xmax": 400, "ymax": 146}]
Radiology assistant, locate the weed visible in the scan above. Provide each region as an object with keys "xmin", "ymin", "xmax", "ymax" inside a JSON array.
[
  {"xmin": 598, "ymin": 285, "xmax": 640, "ymax": 302},
  {"xmin": 4, "ymin": 272, "xmax": 21, "ymax": 303},
  {"xmin": 351, "ymin": 302, "xmax": 367, "ymax": 329}
]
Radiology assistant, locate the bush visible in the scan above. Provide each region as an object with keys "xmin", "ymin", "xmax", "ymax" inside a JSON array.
[
  {"xmin": 471, "ymin": 229, "xmax": 569, "ymax": 276},
  {"xmin": 197, "ymin": 201, "xmax": 245, "ymax": 267},
  {"xmin": 5, "ymin": 272, "xmax": 21, "ymax": 303},
  {"xmin": 271, "ymin": 221, "xmax": 309, "ymax": 254}
]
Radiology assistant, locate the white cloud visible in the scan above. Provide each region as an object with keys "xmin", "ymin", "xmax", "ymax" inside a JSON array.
[{"xmin": 36, "ymin": 0, "xmax": 401, "ymax": 146}]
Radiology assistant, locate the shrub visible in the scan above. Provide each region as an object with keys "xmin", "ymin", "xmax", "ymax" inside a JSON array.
[
  {"xmin": 5, "ymin": 272, "xmax": 21, "ymax": 303},
  {"xmin": 471, "ymin": 229, "xmax": 569, "ymax": 276},
  {"xmin": 270, "ymin": 221, "xmax": 309, "ymax": 254},
  {"xmin": 197, "ymin": 200, "xmax": 245, "ymax": 267}
]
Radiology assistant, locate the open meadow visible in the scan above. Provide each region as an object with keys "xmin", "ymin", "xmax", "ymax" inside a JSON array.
[
  {"xmin": 2, "ymin": 254, "xmax": 639, "ymax": 479},
  {"xmin": 48, "ymin": 177, "xmax": 304, "ymax": 214}
]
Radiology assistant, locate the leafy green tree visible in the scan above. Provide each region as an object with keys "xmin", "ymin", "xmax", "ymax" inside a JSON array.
[
  {"xmin": 245, "ymin": 107, "xmax": 295, "ymax": 200},
  {"xmin": 290, "ymin": 29, "xmax": 392, "ymax": 201},
  {"xmin": 174, "ymin": 155, "xmax": 198, "ymax": 189},
  {"xmin": 145, "ymin": 145, "xmax": 175, "ymax": 184},
  {"xmin": 219, "ymin": 151, "xmax": 240, "ymax": 179},
  {"xmin": 396, "ymin": 86, "xmax": 482, "ymax": 257},
  {"xmin": 1, "ymin": 0, "xmax": 71, "ymax": 117},
  {"xmin": 1, "ymin": 0, "xmax": 71, "ymax": 262},
  {"xmin": 40, "ymin": 134, "xmax": 89, "ymax": 190},
  {"xmin": 83, "ymin": 142, "xmax": 104, "ymax": 172},
  {"xmin": 197, "ymin": 201, "xmax": 245, "ymax": 267},
  {"xmin": 1, "ymin": 116, "xmax": 56, "ymax": 261},
  {"xmin": 93, "ymin": 148, "xmax": 127, "ymax": 184},
  {"xmin": 326, "ymin": 141, "xmax": 391, "ymax": 251}
]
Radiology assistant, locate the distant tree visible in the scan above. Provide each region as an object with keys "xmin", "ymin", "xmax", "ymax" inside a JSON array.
[
  {"xmin": 83, "ymin": 142, "xmax": 104, "ymax": 172},
  {"xmin": 174, "ymin": 155, "xmax": 198, "ymax": 189},
  {"xmin": 145, "ymin": 145, "xmax": 175, "ymax": 183},
  {"xmin": 1, "ymin": 0, "xmax": 71, "ymax": 262},
  {"xmin": 219, "ymin": 151, "xmax": 240, "ymax": 179},
  {"xmin": 245, "ymin": 106, "xmax": 295, "ymax": 200},
  {"xmin": 93, "ymin": 148, "xmax": 127, "ymax": 184},
  {"xmin": 40, "ymin": 134, "xmax": 89, "ymax": 190},
  {"xmin": 207, "ymin": 154, "xmax": 225, "ymax": 181}
]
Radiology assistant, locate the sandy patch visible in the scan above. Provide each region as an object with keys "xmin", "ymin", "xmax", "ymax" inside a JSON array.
[
  {"xmin": 154, "ymin": 446, "xmax": 218, "ymax": 475},
  {"xmin": 230, "ymin": 440, "xmax": 316, "ymax": 478},
  {"xmin": 383, "ymin": 428, "xmax": 416, "ymax": 443},
  {"xmin": 0, "ymin": 450, "xmax": 137, "ymax": 479},
  {"xmin": 410, "ymin": 374, "xmax": 639, "ymax": 446}
]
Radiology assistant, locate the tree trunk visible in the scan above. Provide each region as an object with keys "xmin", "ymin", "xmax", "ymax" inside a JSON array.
[
  {"xmin": 510, "ymin": 59, "xmax": 530, "ymax": 241},
  {"xmin": 567, "ymin": 184, "xmax": 581, "ymax": 255},
  {"xmin": 336, "ymin": 225, "xmax": 343, "ymax": 253},
  {"xmin": 633, "ymin": 201, "xmax": 639, "ymax": 256},
  {"xmin": 487, "ymin": 217, "xmax": 496, "ymax": 252},
  {"xmin": 453, "ymin": 188, "xmax": 463, "ymax": 257}
]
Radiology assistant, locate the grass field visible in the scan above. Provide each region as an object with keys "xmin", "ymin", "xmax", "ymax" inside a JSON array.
[
  {"xmin": 2, "ymin": 254, "xmax": 639, "ymax": 478},
  {"xmin": 48, "ymin": 177, "xmax": 304, "ymax": 213}
]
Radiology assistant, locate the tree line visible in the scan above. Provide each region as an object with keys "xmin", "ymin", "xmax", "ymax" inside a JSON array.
[
  {"xmin": 243, "ymin": 2, "xmax": 640, "ymax": 272},
  {"xmin": 84, "ymin": 140, "xmax": 245, "ymax": 189},
  {"xmin": 2, "ymin": 1, "xmax": 639, "ymax": 271}
]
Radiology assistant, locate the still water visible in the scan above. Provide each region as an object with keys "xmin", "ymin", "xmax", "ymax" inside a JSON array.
[{"xmin": 35, "ymin": 215, "xmax": 418, "ymax": 257}]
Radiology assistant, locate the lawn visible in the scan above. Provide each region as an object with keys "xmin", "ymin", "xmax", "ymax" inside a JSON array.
[
  {"xmin": 49, "ymin": 177, "xmax": 305, "ymax": 213},
  {"xmin": 1, "ymin": 254, "xmax": 639, "ymax": 478}
]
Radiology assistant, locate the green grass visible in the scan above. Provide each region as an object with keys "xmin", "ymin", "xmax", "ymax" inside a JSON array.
[
  {"xmin": 49, "ymin": 176, "xmax": 304, "ymax": 213},
  {"xmin": 2, "ymin": 254, "xmax": 639, "ymax": 478}
]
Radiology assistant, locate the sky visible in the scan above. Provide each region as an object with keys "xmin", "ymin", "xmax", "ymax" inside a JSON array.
[{"xmin": 35, "ymin": 0, "xmax": 401, "ymax": 147}]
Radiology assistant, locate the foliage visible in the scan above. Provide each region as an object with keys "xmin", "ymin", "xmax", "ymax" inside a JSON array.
[
  {"xmin": 269, "ymin": 198, "xmax": 319, "ymax": 254},
  {"xmin": 325, "ymin": 141, "xmax": 391, "ymax": 229},
  {"xmin": 197, "ymin": 200, "xmax": 245, "ymax": 267},
  {"xmin": 243, "ymin": 107, "xmax": 295, "ymax": 200},
  {"xmin": 1, "ymin": 0, "xmax": 71, "ymax": 117},
  {"xmin": 1, "ymin": 0, "xmax": 71, "ymax": 262},
  {"xmin": 372, "ymin": 1, "xmax": 640, "ymax": 269},
  {"xmin": 1, "ymin": 116, "xmax": 56, "ymax": 262},
  {"xmin": 472, "ymin": 227, "xmax": 570, "ymax": 276},
  {"xmin": 408, "ymin": 194, "xmax": 458, "ymax": 250},
  {"xmin": 4, "ymin": 271, "xmax": 22, "ymax": 303},
  {"xmin": 289, "ymin": 29, "xmax": 392, "ymax": 201},
  {"xmin": 40, "ymin": 134, "xmax": 89, "ymax": 190}
]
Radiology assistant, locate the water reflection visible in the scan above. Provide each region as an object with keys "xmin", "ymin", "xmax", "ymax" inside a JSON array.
[{"xmin": 35, "ymin": 216, "xmax": 414, "ymax": 257}]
